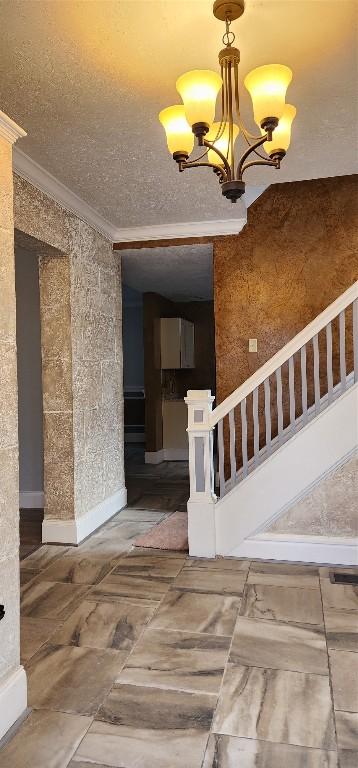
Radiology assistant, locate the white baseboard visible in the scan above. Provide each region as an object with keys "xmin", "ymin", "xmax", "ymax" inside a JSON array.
[
  {"xmin": 231, "ymin": 533, "xmax": 358, "ymax": 566},
  {"xmin": 42, "ymin": 486, "xmax": 127, "ymax": 544},
  {"xmin": 0, "ymin": 666, "xmax": 27, "ymax": 741},
  {"xmin": 19, "ymin": 491, "xmax": 44, "ymax": 509},
  {"xmin": 145, "ymin": 448, "xmax": 188, "ymax": 464}
]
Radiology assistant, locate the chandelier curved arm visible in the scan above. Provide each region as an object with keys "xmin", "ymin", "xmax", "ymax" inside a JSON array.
[
  {"xmin": 203, "ymin": 138, "xmax": 232, "ymax": 178},
  {"xmin": 180, "ymin": 158, "xmax": 228, "ymax": 183},
  {"xmin": 240, "ymin": 157, "xmax": 278, "ymax": 176},
  {"xmin": 237, "ymin": 133, "xmax": 268, "ymax": 179}
]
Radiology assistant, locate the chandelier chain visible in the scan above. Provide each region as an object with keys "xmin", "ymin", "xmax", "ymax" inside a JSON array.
[{"xmin": 222, "ymin": 16, "xmax": 235, "ymax": 46}]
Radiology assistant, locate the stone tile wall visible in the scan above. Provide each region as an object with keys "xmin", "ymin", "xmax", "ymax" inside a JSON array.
[
  {"xmin": 0, "ymin": 137, "xmax": 20, "ymax": 680},
  {"xmin": 13, "ymin": 175, "xmax": 124, "ymax": 525},
  {"xmin": 267, "ymin": 453, "xmax": 358, "ymax": 537}
]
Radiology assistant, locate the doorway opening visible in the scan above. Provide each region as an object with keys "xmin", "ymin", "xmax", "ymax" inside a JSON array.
[
  {"xmin": 15, "ymin": 234, "xmax": 44, "ymax": 560},
  {"xmin": 121, "ymin": 243, "xmax": 215, "ymax": 513}
]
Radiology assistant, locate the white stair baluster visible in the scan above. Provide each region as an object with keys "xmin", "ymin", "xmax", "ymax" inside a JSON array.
[
  {"xmin": 264, "ymin": 377, "xmax": 272, "ymax": 456},
  {"xmin": 353, "ymin": 299, "xmax": 358, "ymax": 383},
  {"xmin": 240, "ymin": 398, "xmax": 248, "ymax": 479},
  {"xmin": 253, "ymin": 387, "xmax": 259, "ymax": 466},
  {"xmin": 288, "ymin": 355, "xmax": 296, "ymax": 430},
  {"xmin": 229, "ymin": 408, "xmax": 236, "ymax": 488},
  {"xmin": 326, "ymin": 322, "xmax": 333, "ymax": 404},
  {"xmin": 218, "ymin": 418, "xmax": 225, "ymax": 498},
  {"xmin": 301, "ymin": 345, "xmax": 308, "ymax": 425},
  {"xmin": 313, "ymin": 334, "xmax": 320, "ymax": 415},
  {"xmin": 339, "ymin": 310, "xmax": 347, "ymax": 392},
  {"xmin": 276, "ymin": 367, "xmax": 283, "ymax": 445}
]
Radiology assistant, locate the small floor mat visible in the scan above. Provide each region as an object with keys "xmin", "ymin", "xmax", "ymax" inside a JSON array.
[{"xmin": 134, "ymin": 511, "xmax": 188, "ymax": 552}]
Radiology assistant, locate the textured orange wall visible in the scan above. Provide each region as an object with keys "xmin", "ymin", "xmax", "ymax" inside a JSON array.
[{"xmin": 214, "ymin": 175, "xmax": 358, "ymax": 408}]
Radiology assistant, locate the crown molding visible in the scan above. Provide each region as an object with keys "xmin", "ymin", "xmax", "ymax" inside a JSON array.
[
  {"xmin": 0, "ymin": 111, "xmax": 27, "ymax": 145},
  {"xmin": 12, "ymin": 148, "xmax": 266, "ymax": 245},
  {"xmin": 13, "ymin": 148, "xmax": 117, "ymax": 241},
  {"xmin": 112, "ymin": 217, "xmax": 247, "ymax": 243}
]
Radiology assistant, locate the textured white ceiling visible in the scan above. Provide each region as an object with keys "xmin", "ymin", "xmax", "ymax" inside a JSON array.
[
  {"xmin": 122, "ymin": 244, "xmax": 213, "ymax": 301},
  {"xmin": 1, "ymin": 0, "xmax": 357, "ymax": 229}
]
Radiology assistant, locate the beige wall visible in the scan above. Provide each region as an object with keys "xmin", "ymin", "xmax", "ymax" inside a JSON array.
[
  {"xmin": 14, "ymin": 175, "xmax": 124, "ymax": 524},
  {"xmin": 0, "ymin": 138, "xmax": 20, "ymax": 681}
]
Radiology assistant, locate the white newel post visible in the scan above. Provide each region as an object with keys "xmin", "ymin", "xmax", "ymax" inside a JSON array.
[{"xmin": 185, "ymin": 389, "xmax": 217, "ymax": 558}]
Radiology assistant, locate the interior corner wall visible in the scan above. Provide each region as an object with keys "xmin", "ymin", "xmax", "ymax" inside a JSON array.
[
  {"xmin": 214, "ymin": 175, "xmax": 358, "ymax": 406},
  {"xmin": 15, "ymin": 246, "xmax": 44, "ymax": 500}
]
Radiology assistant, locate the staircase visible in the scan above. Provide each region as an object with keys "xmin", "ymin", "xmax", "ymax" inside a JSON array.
[{"xmin": 185, "ymin": 282, "xmax": 358, "ymax": 564}]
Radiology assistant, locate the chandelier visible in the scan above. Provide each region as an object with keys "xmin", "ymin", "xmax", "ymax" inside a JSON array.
[{"xmin": 159, "ymin": 0, "xmax": 296, "ymax": 203}]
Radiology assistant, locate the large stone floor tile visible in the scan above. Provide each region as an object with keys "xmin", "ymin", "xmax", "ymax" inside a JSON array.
[
  {"xmin": 20, "ymin": 544, "xmax": 69, "ymax": 570},
  {"xmin": 248, "ymin": 561, "xmax": 320, "ymax": 589},
  {"xmin": 52, "ymin": 599, "xmax": 154, "ymax": 650},
  {"xmin": 110, "ymin": 553, "xmax": 184, "ymax": 579},
  {"xmin": 118, "ymin": 628, "xmax": 230, "ymax": 694},
  {"xmin": 21, "ymin": 580, "xmax": 89, "ymax": 620},
  {"xmin": 335, "ymin": 711, "xmax": 358, "ymax": 750},
  {"xmin": 320, "ymin": 579, "xmax": 358, "ymax": 611},
  {"xmin": 20, "ymin": 568, "xmax": 41, "ymax": 586},
  {"xmin": 86, "ymin": 582, "xmax": 158, "ymax": 607},
  {"xmin": 112, "ymin": 508, "xmax": 168, "ymax": 523},
  {"xmin": 173, "ymin": 567, "xmax": 246, "ymax": 597},
  {"xmin": 339, "ymin": 749, "xmax": 358, "ymax": 768},
  {"xmin": 185, "ymin": 557, "xmax": 249, "ymax": 572},
  {"xmin": 74, "ymin": 683, "xmax": 216, "ymax": 768},
  {"xmin": 230, "ymin": 616, "xmax": 328, "ymax": 674},
  {"xmin": 38, "ymin": 556, "xmax": 113, "ymax": 585},
  {"xmin": 93, "ymin": 572, "xmax": 171, "ymax": 602},
  {"xmin": 240, "ymin": 583, "xmax": 323, "ymax": 625},
  {"xmin": 150, "ymin": 589, "xmax": 240, "ymax": 636},
  {"xmin": 212, "ymin": 663, "xmax": 336, "ymax": 750},
  {"xmin": 202, "ymin": 734, "xmax": 338, "ymax": 767},
  {"xmin": 0, "ymin": 709, "xmax": 92, "ymax": 768},
  {"xmin": 324, "ymin": 607, "xmax": 358, "ymax": 652},
  {"xmin": 329, "ymin": 650, "xmax": 358, "ymax": 712},
  {"xmin": 26, "ymin": 644, "xmax": 127, "ymax": 715},
  {"xmin": 21, "ymin": 617, "xmax": 62, "ymax": 661}
]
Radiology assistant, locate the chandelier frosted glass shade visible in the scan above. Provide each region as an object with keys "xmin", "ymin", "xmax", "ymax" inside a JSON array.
[
  {"xmin": 176, "ymin": 70, "xmax": 223, "ymax": 129},
  {"xmin": 159, "ymin": 105, "xmax": 194, "ymax": 156},
  {"xmin": 206, "ymin": 122, "xmax": 240, "ymax": 166},
  {"xmin": 263, "ymin": 104, "xmax": 297, "ymax": 156},
  {"xmin": 244, "ymin": 64, "xmax": 293, "ymax": 128}
]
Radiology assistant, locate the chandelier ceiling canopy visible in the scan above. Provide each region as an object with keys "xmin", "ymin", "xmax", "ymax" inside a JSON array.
[{"xmin": 159, "ymin": 0, "xmax": 296, "ymax": 203}]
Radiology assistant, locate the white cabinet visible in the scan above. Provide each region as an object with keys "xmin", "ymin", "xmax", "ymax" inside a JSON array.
[{"xmin": 160, "ymin": 318, "xmax": 194, "ymax": 369}]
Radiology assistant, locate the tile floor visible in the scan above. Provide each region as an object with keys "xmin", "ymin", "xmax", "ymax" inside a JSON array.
[{"xmin": 1, "ymin": 506, "xmax": 357, "ymax": 767}]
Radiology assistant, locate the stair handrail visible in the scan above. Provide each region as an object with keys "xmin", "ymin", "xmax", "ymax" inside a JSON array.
[{"xmin": 210, "ymin": 281, "xmax": 358, "ymax": 427}]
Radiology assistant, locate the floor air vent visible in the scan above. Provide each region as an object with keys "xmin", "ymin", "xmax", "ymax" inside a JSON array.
[{"xmin": 329, "ymin": 572, "xmax": 358, "ymax": 585}]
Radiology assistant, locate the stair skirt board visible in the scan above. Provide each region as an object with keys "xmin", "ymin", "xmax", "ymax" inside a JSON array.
[
  {"xmin": 213, "ymin": 383, "xmax": 358, "ymax": 558},
  {"xmin": 0, "ymin": 667, "xmax": 27, "ymax": 742},
  {"xmin": 231, "ymin": 533, "xmax": 358, "ymax": 566}
]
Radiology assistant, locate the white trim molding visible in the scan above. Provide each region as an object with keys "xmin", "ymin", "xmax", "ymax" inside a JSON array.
[
  {"xmin": 232, "ymin": 533, "xmax": 358, "ymax": 566},
  {"xmin": 42, "ymin": 486, "xmax": 127, "ymax": 544},
  {"xmin": 19, "ymin": 491, "xmax": 44, "ymax": 509},
  {"xmin": 0, "ymin": 666, "xmax": 27, "ymax": 741},
  {"xmin": 113, "ymin": 218, "xmax": 247, "ymax": 243},
  {"xmin": 13, "ymin": 148, "xmax": 116, "ymax": 241},
  {"xmin": 0, "ymin": 111, "xmax": 27, "ymax": 145}
]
